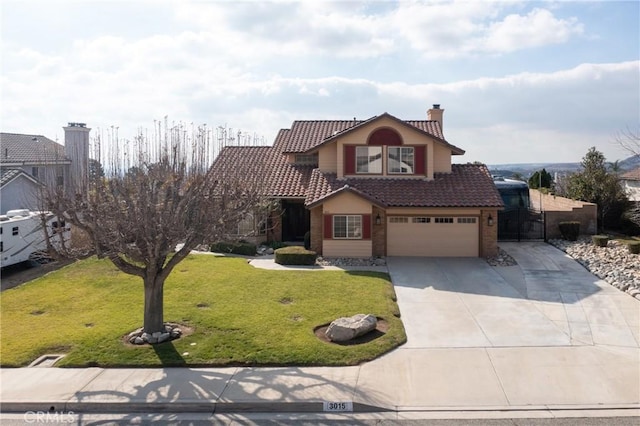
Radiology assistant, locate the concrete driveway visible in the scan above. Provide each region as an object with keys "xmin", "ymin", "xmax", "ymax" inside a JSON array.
[
  {"xmin": 353, "ymin": 242, "xmax": 640, "ymax": 409},
  {"xmin": 387, "ymin": 242, "xmax": 639, "ymax": 349}
]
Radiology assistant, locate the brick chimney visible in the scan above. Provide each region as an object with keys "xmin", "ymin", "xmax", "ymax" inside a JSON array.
[
  {"xmin": 64, "ymin": 122, "xmax": 90, "ymax": 195},
  {"xmin": 427, "ymin": 104, "xmax": 444, "ymax": 130}
]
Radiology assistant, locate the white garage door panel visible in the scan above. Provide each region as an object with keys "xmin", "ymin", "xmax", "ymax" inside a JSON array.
[{"xmin": 387, "ymin": 217, "xmax": 479, "ymax": 257}]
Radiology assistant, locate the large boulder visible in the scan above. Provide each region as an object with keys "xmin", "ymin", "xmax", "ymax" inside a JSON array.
[{"xmin": 325, "ymin": 314, "xmax": 377, "ymax": 342}]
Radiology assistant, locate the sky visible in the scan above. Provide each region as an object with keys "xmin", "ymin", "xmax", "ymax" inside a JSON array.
[{"xmin": 1, "ymin": 0, "xmax": 639, "ymax": 165}]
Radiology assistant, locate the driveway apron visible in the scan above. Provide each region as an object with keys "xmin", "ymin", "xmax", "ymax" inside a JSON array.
[{"xmin": 358, "ymin": 242, "xmax": 640, "ymax": 409}]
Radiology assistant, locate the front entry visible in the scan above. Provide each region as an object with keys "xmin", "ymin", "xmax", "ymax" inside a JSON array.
[{"xmin": 281, "ymin": 200, "xmax": 310, "ymax": 242}]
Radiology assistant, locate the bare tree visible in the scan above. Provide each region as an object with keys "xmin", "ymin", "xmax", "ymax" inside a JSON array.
[
  {"xmin": 44, "ymin": 120, "xmax": 267, "ymax": 338},
  {"xmin": 615, "ymin": 127, "xmax": 640, "ymax": 157}
]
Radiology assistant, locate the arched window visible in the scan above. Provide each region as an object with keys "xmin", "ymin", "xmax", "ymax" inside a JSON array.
[{"xmin": 367, "ymin": 128, "xmax": 402, "ymax": 146}]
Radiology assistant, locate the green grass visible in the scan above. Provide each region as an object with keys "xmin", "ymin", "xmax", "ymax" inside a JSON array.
[{"xmin": 1, "ymin": 255, "xmax": 405, "ymax": 367}]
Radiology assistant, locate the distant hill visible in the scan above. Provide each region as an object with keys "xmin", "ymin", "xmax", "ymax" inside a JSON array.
[
  {"xmin": 489, "ymin": 155, "xmax": 640, "ymax": 178},
  {"xmin": 619, "ymin": 155, "xmax": 640, "ymax": 170}
]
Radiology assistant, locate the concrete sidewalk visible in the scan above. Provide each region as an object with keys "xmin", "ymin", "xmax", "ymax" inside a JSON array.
[{"xmin": 1, "ymin": 242, "xmax": 639, "ymax": 418}]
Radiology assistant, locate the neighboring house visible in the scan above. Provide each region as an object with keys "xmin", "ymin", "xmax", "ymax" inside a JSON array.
[
  {"xmin": 211, "ymin": 105, "xmax": 503, "ymax": 258},
  {"xmin": 0, "ymin": 123, "xmax": 90, "ymax": 214},
  {"xmin": 621, "ymin": 167, "xmax": 640, "ymax": 202}
]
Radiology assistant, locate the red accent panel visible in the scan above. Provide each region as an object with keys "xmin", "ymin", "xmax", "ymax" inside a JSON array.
[
  {"xmin": 414, "ymin": 145, "xmax": 426, "ymax": 175},
  {"xmin": 367, "ymin": 128, "xmax": 402, "ymax": 146},
  {"xmin": 324, "ymin": 215, "xmax": 333, "ymax": 239},
  {"xmin": 362, "ymin": 214, "xmax": 371, "ymax": 240},
  {"xmin": 344, "ymin": 145, "xmax": 355, "ymax": 175}
]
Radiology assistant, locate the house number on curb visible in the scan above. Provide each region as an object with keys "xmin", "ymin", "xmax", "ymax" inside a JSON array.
[{"xmin": 323, "ymin": 401, "xmax": 353, "ymax": 412}]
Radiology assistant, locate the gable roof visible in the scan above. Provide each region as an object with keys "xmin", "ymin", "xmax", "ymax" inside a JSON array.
[
  {"xmin": 0, "ymin": 133, "xmax": 70, "ymax": 165},
  {"xmin": 0, "ymin": 168, "xmax": 42, "ymax": 188},
  {"xmin": 620, "ymin": 167, "xmax": 640, "ymax": 181},
  {"xmin": 305, "ymin": 164, "xmax": 503, "ymax": 209},
  {"xmin": 274, "ymin": 113, "xmax": 464, "ymax": 155}
]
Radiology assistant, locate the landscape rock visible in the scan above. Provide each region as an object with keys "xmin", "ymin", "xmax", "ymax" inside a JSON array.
[
  {"xmin": 549, "ymin": 237, "xmax": 640, "ymax": 298},
  {"xmin": 317, "ymin": 257, "xmax": 387, "ymax": 267},
  {"xmin": 325, "ymin": 314, "xmax": 377, "ymax": 342},
  {"xmin": 157, "ymin": 332, "xmax": 171, "ymax": 343},
  {"xmin": 128, "ymin": 323, "xmax": 185, "ymax": 345}
]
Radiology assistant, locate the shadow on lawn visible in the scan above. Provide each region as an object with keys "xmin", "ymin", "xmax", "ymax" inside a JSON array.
[{"xmin": 152, "ymin": 341, "xmax": 186, "ymax": 366}]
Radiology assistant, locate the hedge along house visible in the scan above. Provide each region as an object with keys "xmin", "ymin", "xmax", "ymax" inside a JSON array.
[{"xmin": 211, "ymin": 105, "xmax": 503, "ymax": 257}]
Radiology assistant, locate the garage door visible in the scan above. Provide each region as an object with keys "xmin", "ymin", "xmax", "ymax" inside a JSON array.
[{"xmin": 387, "ymin": 216, "xmax": 479, "ymax": 257}]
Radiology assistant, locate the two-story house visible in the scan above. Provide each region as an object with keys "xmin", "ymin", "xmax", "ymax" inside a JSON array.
[
  {"xmin": 0, "ymin": 123, "xmax": 90, "ymax": 214},
  {"xmin": 211, "ymin": 105, "xmax": 503, "ymax": 258}
]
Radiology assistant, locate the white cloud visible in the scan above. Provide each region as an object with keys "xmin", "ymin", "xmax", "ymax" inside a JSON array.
[
  {"xmin": 0, "ymin": 1, "xmax": 634, "ymax": 165},
  {"xmin": 169, "ymin": 1, "xmax": 584, "ymax": 61},
  {"xmin": 482, "ymin": 8, "xmax": 583, "ymax": 53}
]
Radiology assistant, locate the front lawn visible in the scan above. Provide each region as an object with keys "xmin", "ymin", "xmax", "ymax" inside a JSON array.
[{"xmin": 0, "ymin": 255, "xmax": 405, "ymax": 367}]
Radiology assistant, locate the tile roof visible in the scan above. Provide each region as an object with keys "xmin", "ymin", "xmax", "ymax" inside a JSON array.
[
  {"xmin": 274, "ymin": 113, "xmax": 461, "ymax": 154},
  {"xmin": 0, "ymin": 168, "xmax": 41, "ymax": 188},
  {"xmin": 0, "ymin": 133, "xmax": 69, "ymax": 164},
  {"xmin": 305, "ymin": 164, "xmax": 504, "ymax": 208},
  {"xmin": 210, "ymin": 146, "xmax": 312, "ymax": 198},
  {"xmin": 620, "ymin": 167, "xmax": 640, "ymax": 181},
  {"xmin": 274, "ymin": 120, "xmax": 363, "ymax": 153}
]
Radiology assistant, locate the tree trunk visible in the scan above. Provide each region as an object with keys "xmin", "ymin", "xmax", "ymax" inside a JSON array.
[{"xmin": 143, "ymin": 276, "xmax": 164, "ymax": 334}]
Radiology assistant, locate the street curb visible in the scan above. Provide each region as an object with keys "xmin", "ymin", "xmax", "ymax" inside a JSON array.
[{"xmin": 0, "ymin": 401, "xmax": 390, "ymax": 414}]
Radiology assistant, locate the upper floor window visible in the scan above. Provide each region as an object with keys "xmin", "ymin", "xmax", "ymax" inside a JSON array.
[
  {"xmin": 356, "ymin": 146, "xmax": 382, "ymax": 174},
  {"xmin": 388, "ymin": 147, "xmax": 414, "ymax": 174}
]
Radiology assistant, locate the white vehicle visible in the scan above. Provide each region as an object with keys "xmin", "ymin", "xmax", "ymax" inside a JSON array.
[{"xmin": 0, "ymin": 209, "xmax": 70, "ymax": 268}]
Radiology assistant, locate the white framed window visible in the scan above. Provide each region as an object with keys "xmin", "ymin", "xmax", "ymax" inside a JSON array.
[
  {"xmin": 294, "ymin": 154, "xmax": 318, "ymax": 165},
  {"xmin": 434, "ymin": 217, "xmax": 454, "ymax": 224},
  {"xmin": 388, "ymin": 147, "xmax": 414, "ymax": 174},
  {"xmin": 412, "ymin": 217, "xmax": 430, "ymax": 223},
  {"xmin": 333, "ymin": 215, "xmax": 362, "ymax": 239},
  {"xmin": 356, "ymin": 146, "xmax": 382, "ymax": 174},
  {"xmin": 237, "ymin": 213, "xmax": 266, "ymax": 236},
  {"xmin": 389, "ymin": 217, "xmax": 409, "ymax": 223},
  {"xmin": 457, "ymin": 217, "xmax": 477, "ymax": 224}
]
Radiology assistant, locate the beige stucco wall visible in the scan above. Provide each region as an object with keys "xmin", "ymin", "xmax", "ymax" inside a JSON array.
[
  {"xmin": 530, "ymin": 189, "xmax": 597, "ymax": 237},
  {"xmin": 433, "ymin": 144, "xmax": 452, "ymax": 173},
  {"xmin": 317, "ymin": 143, "xmax": 338, "ymax": 173},
  {"xmin": 321, "ymin": 192, "xmax": 373, "ymax": 258},
  {"xmin": 323, "ymin": 240, "xmax": 372, "ymax": 258},
  {"xmin": 322, "ymin": 191, "xmax": 372, "ymax": 215}
]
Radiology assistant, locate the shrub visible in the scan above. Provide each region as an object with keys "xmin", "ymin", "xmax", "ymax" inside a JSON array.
[
  {"xmin": 591, "ymin": 235, "xmax": 609, "ymax": 247},
  {"xmin": 303, "ymin": 231, "xmax": 311, "ymax": 250},
  {"xmin": 267, "ymin": 241, "xmax": 288, "ymax": 250},
  {"xmin": 627, "ymin": 241, "xmax": 640, "ymax": 255},
  {"xmin": 275, "ymin": 246, "xmax": 317, "ymax": 265},
  {"xmin": 558, "ymin": 221, "xmax": 580, "ymax": 241},
  {"xmin": 210, "ymin": 241, "xmax": 256, "ymax": 256}
]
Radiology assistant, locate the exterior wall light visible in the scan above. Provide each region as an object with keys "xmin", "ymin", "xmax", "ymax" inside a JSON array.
[
  {"xmin": 488, "ymin": 214, "xmax": 494, "ymax": 226},
  {"xmin": 375, "ymin": 213, "xmax": 382, "ymax": 225}
]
